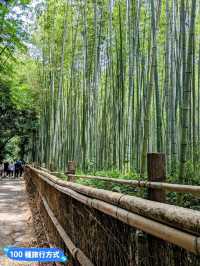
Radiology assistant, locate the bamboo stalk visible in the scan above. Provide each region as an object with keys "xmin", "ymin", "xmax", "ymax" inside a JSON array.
[
  {"xmin": 27, "ymin": 166, "xmax": 200, "ymax": 236},
  {"xmin": 26, "ymin": 166, "xmax": 200, "ymax": 255}
]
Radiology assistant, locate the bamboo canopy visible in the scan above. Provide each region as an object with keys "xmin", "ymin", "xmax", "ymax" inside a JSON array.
[
  {"xmin": 26, "ymin": 166, "xmax": 200, "ymax": 255},
  {"xmin": 27, "ymin": 166, "xmax": 200, "ymax": 236}
]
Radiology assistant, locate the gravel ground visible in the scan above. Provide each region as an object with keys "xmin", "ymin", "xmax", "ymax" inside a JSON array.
[{"xmin": 0, "ymin": 178, "xmax": 40, "ymax": 266}]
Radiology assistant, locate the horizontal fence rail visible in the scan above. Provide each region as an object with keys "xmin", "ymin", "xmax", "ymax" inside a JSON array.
[
  {"xmin": 32, "ymin": 166, "xmax": 200, "ymax": 236},
  {"xmin": 37, "ymin": 167, "xmax": 200, "ymax": 197},
  {"xmin": 24, "ymin": 164, "xmax": 200, "ymax": 266},
  {"xmin": 68, "ymin": 174, "xmax": 200, "ymax": 196}
]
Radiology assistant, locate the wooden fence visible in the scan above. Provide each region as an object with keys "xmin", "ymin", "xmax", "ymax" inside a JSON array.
[{"xmin": 24, "ymin": 153, "xmax": 200, "ymax": 266}]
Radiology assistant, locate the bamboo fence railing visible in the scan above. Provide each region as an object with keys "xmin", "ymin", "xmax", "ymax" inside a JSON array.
[
  {"xmin": 68, "ymin": 174, "xmax": 200, "ymax": 195},
  {"xmin": 27, "ymin": 154, "xmax": 200, "ymax": 265},
  {"xmin": 26, "ymin": 165, "xmax": 200, "ymax": 255},
  {"xmin": 37, "ymin": 165, "xmax": 200, "ymax": 197}
]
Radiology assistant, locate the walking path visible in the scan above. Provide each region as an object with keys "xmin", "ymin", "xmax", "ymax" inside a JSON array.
[{"xmin": 0, "ymin": 179, "xmax": 38, "ymax": 265}]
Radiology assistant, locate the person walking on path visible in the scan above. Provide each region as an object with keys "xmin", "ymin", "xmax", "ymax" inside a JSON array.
[
  {"xmin": 4, "ymin": 161, "xmax": 9, "ymax": 177},
  {"xmin": 14, "ymin": 160, "xmax": 22, "ymax": 178},
  {"xmin": 14, "ymin": 161, "xmax": 19, "ymax": 178},
  {"xmin": 19, "ymin": 160, "xmax": 24, "ymax": 176},
  {"xmin": 8, "ymin": 162, "xmax": 15, "ymax": 177},
  {"xmin": 0, "ymin": 162, "xmax": 4, "ymax": 177}
]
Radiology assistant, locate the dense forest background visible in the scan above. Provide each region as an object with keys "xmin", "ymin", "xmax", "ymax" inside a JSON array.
[
  {"xmin": 1, "ymin": 0, "xmax": 200, "ymax": 183},
  {"xmin": 0, "ymin": 0, "xmax": 38, "ymax": 162}
]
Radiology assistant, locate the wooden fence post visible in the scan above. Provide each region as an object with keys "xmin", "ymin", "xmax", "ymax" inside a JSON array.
[
  {"xmin": 147, "ymin": 153, "xmax": 166, "ymax": 202},
  {"xmin": 147, "ymin": 153, "xmax": 166, "ymax": 264},
  {"xmin": 66, "ymin": 161, "xmax": 76, "ymax": 182},
  {"xmin": 49, "ymin": 162, "xmax": 55, "ymax": 172},
  {"xmin": 136, "ymin": 153, "xmax": 166, "ymax": 265}
]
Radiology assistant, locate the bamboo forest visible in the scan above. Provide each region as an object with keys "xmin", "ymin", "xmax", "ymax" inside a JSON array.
[
  {"xmin": 40, "ymin": 0, "xmax": 200, "ymax": 180},
  {"xmin": 2, "ymin": 1, "xmax": 200, "ymax": 265},
  {"xmin": 1, "ymin": 0, "xmax": 200, "ymax": 180}
]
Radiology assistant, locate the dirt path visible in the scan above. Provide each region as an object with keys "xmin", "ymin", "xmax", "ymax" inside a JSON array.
[{"xmin": 0, "ymin": 179, "xmax": 38, "ymax": 265}]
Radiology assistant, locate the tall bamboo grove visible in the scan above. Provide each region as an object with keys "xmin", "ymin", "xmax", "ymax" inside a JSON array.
[{"xmin": 31, "ymin": 0, "xmax": 200, "ymax": 180}]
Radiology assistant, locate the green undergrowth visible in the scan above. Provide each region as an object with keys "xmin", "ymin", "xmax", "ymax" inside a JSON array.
[
  {"xmin": 54, "ymin": 168, "xmax": 147, "ymax": 197},
  {"xmin": 167, "ymin": 178, "xmax": 200, "ymax": 211},
  {"xmin": 54, "ymin": 172, "xmax": 67, "ymax": 180},
  {"xmin": 76, "ymin": 169, "xmax": 146, "ymax": 198},
  {"xmin": 54, "ymin": 167, "xmax": 200, "ymax": 210},
  {"xmin": 166, "ymin": 191, "xmax": 200, "ymax": 210}
]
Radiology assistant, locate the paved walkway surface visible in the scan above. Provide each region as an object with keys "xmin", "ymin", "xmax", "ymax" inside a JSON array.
[{"xmin": 0, "ymin": 179, "xmax": 38, "ymax": 266}]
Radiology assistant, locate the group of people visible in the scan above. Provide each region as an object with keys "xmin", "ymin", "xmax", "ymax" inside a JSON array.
[{"xmin": 0, "ymin": 160, "xmax": 24, "ymax": 178}]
